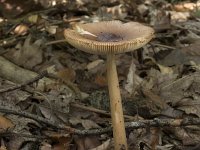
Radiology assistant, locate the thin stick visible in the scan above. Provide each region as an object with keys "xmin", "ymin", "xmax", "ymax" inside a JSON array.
[
  {"xmin": 0, "ymin": 106, "xmax": 61, "ymax": 128},
  {"xmin": 74, "ymin": 117, "xmax": 200, "ymax": 135},
  {"xmin": 45, "ymin": 39, "xmax": 67, "ymax": 46},
  {"xmin": 0, "ymin": 132, "xmax": 47, "ymax": 139},
  {"xmin": 70, "ymin": 102, "xmax": 135, "ymax": 120},
  {"xmin": 0, "ymin": 106, "xmax": 200, "ymax": 135},
  {"xmin": 151, "ymin": 43, "xmax": 176, "ymax": 50},
  {"xmin": 0, "ymin": 71, "xmax": 47, "ymax": 93}
]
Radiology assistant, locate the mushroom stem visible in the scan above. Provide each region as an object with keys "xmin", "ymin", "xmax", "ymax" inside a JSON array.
[{"xmin": 107, "ymin": 53, "xmax": 127, "ymax": 150}]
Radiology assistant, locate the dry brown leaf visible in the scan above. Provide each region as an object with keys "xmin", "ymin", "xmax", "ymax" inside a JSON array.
[
  {"xmin": 94, "ymin": 75, "xmax": 107, "ymax": 87},
  {"xmin": 4, "ymin": 35, "xmax": 44, "ymax": 69},
  {"xmin": 74, "ymin": 136, "xmax": 101, "ymax": 150},
  {"xmin": 0, "ymin": 115, "xmax": 14, "ymax": 132},
  {"xmin": 89, "ymin": 139, "xmax": 111, "ymax": 150},
  {"xmin": 157, "ymin": 49, "xmax": 190, "ymax": 66},
  {"xmin": 125, "ymin": 61, "xmax": 143, "ymax": 94},
  {"xmin": 169, "ymin": 127, "xmax": 200, "ymax": 146},
  {"xmin": 170, "ymin": 11, "xmax": 190, "ymax": 22},
  {"xmin": 105, "ymin": 4, "xmax": 127, "ymax": 19},
  {"xmin": 40, "ymin": 142, "xmax": 52, "ymax": 150},
  {"xmin": 5, "ymin": 134, "xmax": 27, "ymax": 150},
  {"xmin": 38, "ymin": 106, "xmax": 60, "ymax": 124},
  {"xmin": 0, "ymin": 0, "xmax": 43, "ymax": 19},
  {"xmin": 138, "ymin": 128, "xmax": 161, "ymax": 150},
  {"xmin": 69, "ymin": 117, "xmax": 100, "ymax": 129},
  {"xmin": 157, "ymin": 64, "xmax": 173, "ymax": 75},
  {"xmin": 38, "ymin": 82, "xmax": 73, "ymax": 115},
  {"xmin": 81, "ymin": 119, "xmax": 100, "ymax": 129},
  {"xmin": 52, "ymin": 137, "xmax": 71, "ymax": 150},
  {"xmin": 57, "ymin": 68, "xmax": 76, "ymax": 82},
  {"xmin": 137, "ymin": 4, "xmax": 148, "ymax": 16},
  {"xmin": 69, "ymin": 117, "xmax": 82, "ymax": 126},
  {"xmin": 152, "ymin": 11, "xmax": 171, "ymax": 32},
  {"xmin": 87, "ymin": 59, "xmax": 104, "ymax": 71},
  {"xmin": 181, "ymin": 41, "xmax": 200, "ymax": 57}
]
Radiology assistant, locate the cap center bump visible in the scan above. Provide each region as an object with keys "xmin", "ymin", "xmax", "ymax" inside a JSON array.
[{"xmin": 97, "ymin": 32, "xmax": 123, "ymax": 42}]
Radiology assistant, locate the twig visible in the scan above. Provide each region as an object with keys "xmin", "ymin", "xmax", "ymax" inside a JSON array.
[
  {"xmin": 45, "ymin": 39, "xmax": 67, "ymax": 46},
  {"xmin": 0, "ymin": 106, "xmax": 200, "ymax": 135},
  {"xmin": 125, "ymin": 118, "xmax": 200, "ymax": 129},
  {"xmin": 151, "ymin": 43, "xmax": 176, "ymax": 50},
  {"xmin": 172, "ymin": 23, "xmax": 200, "ymax": 34},
  {"xmin": 0, "ymin": 71, "xmax": 47, "ymax": 93},
  {"xmin": 0, "ymin": 132, "xmax": 47, "ymax": 139},
  {"xmin": 0, "ymin": 106, "xmax": 62, "ymax": 129},
  {"xmin": 0, "ymin": 105, "xmax": 77, "ymax": 134},
  {"xmin": 0, "ymin": 36, "xmax": 19, "ymax": 47},
  {"xmin": 70, "ymin": 102, "xmax": 135, "ymax": 120},
  {"xmin": 74, "ymin": 117, "xmax": 200, "ymax": 135}
]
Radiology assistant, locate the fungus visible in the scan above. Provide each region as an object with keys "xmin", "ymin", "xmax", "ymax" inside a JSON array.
[{"xmin": 64, "ymin": 20, "xmax": 154, "ymax": 150}]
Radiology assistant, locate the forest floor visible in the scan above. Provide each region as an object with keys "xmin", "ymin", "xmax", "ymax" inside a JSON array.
[{"xmin": 0, "ymin": 0, "xmax": 200, "ymax": 149}]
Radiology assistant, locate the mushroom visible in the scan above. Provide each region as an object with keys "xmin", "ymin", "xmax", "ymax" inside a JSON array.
[{"xmin": 64, "ymin": 20, "xmax": 154, "ymax": 150}]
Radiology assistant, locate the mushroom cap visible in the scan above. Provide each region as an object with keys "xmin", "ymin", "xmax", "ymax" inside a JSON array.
[{"xmin": 64, "ymin": 20, "xmax": 154, "ymax": 54}]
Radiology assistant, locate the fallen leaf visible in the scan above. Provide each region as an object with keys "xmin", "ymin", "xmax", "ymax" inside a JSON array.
[
  {"xmin": 52, "ymin": 137, "xmax": 71, "ymax": 150},
  {"xmin": 156, "ymin": 144, "xmax": 174, "ymax": 150},
  {"xmin": 105, "ymin": 4, "xmax": 127, "ymax": 19},
  {"xmin": 46, "ymin": 25, "xmax": 58, "ymax": 35},
  {"xmin": 6, "ymin": 134, "xmax": 29, "ymax": 150},
  {"xmin": 174, "ymin": 2, "xmax": 200, "ymax": 12},
  {"xmin": 81, "ymin": 119, "xmax": 100, "ymax": 129},
  {"xmin": 0, "ymin": 115, "xmax": 14, "ymax": 132},
  {"xmin": 89, "ymin": 139, "xmax": 111, "ymax": 150},
  {"xmin": 57, "ymin": 68, "xmax": 76, "ymax": 82},
  {"xmin": 94, "ymin": 75, "xmax": 107, "ymax": 87},
  {"xmin": 4, "ymin": 35, "xmax": 44, "ymax": 69},
  {"xmin": 74, "ymin": 136, "xmax": 101, "ymax": 150},
  {"xmin": 125, "ymin": 61, "xmax": 143, "ymax": 94},
  {"xmin": 87, "ymin": 59, "xmax": 104, "ymax": 71},
  {"xmin": 28, "ymin": 14, "xmax": 40, "ymax": 24},
  {"xmin": 14, "ymin": 24, "xmax": 29, "ymax": 35},
  {"xmin": 159, "ymin": 72, "xmax": 200, "ymax": 117},
  {"xmin": 40, "ymin": 142, "xmax": 52, "ymax": 150},
  {"xmin": 69, "ymin": 117, "xmax": 82, "ymax": 126},
  {"xmin": 157, "ymin": 64, "xmax": 173, "ymax": 75}
]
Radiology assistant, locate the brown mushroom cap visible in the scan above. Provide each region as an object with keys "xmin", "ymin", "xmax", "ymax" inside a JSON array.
[{"xmin": 64, "ymin": 20, "xmax": 154, "ymax": 54}]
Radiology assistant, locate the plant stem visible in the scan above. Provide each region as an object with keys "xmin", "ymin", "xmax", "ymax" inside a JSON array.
[{"xmin": 107, "ymin": 53, "xmax": 127, "ymax": 150}]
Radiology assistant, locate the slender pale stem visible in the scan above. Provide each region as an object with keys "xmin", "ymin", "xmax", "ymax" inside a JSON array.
[{"xmin": 107, "ymin": 53, "xmax": 127, "ymax": 150}]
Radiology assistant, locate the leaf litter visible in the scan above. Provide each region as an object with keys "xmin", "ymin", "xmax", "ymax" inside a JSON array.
[{"xmin": 0, "ymin": 0, "xmax": 200, "ymax": 149}]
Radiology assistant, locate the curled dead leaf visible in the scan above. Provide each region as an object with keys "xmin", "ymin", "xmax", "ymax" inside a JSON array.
[
  {"xmin": 0, "ymin": 115, "xmax": 14, "ymax": 132},
  {"xmin": 14, "ymin": 24, "xmax": 29, "ymax": 35}
]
